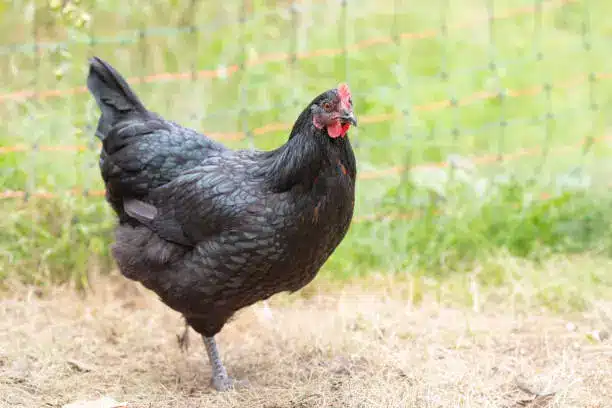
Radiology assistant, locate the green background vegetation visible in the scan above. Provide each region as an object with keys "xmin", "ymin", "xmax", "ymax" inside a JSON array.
[{"xmin": 1, "ymin": 0, "xmax": 611, "ymax": 309}]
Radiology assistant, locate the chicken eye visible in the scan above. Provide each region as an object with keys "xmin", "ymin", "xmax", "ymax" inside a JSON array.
[{"xmin": 323, "ymin": 102, "xmax": 332, "ymax": 112}]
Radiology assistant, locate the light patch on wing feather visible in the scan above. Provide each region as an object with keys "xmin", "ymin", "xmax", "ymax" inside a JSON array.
[{"xmin": 124, "ymin": 198, "xmax": 158, "ymax": 222}]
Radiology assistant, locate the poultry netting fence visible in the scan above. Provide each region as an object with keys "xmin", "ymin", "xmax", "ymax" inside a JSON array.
[{"xmin": 0, "ymin": 0, "xmax": 610, "ymax": 281}]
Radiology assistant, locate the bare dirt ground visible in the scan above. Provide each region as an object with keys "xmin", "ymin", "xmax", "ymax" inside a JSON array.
[{"xmin": 1, "ymin": 275, "xmax": 610, "ymax": 408}]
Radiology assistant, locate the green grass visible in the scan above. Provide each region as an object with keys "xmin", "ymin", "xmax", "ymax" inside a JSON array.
[{"xmin": 1, "ymin": 0, "xmax": 612, "ymax": 307}]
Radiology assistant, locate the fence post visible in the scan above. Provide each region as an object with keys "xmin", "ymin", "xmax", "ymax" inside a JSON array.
[
  {"xmin": 486, "ymin": 0, "xmax": 507, "ymax": 163},
  {"xmin": 582, "ymin": 0, "xmax": 597, "ymax": 158},
  {"xmin": 239, "ymin": 0, "xmax": 252, "ymax": 149}
]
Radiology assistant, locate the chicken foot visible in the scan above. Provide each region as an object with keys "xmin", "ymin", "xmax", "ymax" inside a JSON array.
[{"xmin": 202, "ymin": 336, "xmax": 247, "ymax": 391}]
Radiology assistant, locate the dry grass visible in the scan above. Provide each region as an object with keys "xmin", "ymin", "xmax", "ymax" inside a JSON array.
[{"xmin": 0, "ymin": 273, "xmax": 611, "ymax": 408}]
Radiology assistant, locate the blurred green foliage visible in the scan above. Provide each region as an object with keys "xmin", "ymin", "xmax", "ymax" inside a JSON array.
[{"xmin": 0, "ymin": 0, "xmax": 611, "ymax": 308}]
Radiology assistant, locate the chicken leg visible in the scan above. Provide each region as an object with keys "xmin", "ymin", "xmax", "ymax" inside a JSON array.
[{"xmin": 202, "ymin": 336, "xmax": 247, "ymax": 391}]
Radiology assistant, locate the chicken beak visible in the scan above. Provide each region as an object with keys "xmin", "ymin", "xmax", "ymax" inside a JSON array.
[{"xmin": 340, "ymin": 111, "xmax": 358, "ymax": 127}]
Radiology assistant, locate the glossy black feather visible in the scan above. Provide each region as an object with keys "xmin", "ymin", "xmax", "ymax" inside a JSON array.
[{"xmin": 87, "ymin": 57, "xmax": 356, "ymax": 337}]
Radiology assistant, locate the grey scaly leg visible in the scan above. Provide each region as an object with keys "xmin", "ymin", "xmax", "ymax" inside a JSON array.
[
  {"xmin": 177, "ymin": 320, "xmax": 190, "ymax": 352},
  {"xmin": 202, "ymin": 336, "xmax": 247, "ymax": 391}
]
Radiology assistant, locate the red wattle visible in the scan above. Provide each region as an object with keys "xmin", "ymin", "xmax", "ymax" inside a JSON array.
[{"xmin": 327, "ymin": 122, "xmax": 351, "ymax": 138}]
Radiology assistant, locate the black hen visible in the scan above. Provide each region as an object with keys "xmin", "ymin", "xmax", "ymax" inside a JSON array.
[{"xmin": 86, "ymin": 57, "xmax": 358, "ymax": 391}]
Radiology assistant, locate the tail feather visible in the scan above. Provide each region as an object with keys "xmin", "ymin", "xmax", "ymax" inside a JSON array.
[{"xmin": 86, "ymin": 56, "xmax": 147, "ymax": 140}]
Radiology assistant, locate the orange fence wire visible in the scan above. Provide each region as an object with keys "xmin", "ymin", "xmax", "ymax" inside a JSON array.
[
  {"xmin": 1, "ymin": 131, "xmax": 609, "ymax": 203},
  {"xmin": 352, "ymin": 191, "xmax": 560, "ymax": 223},
  {"xmin": 1, "ymin": 71, "xmax": 607, "ymax": 154},
  {"xmin": 0, "ymin": 0, "xmax": 575, "ymax": 105}
]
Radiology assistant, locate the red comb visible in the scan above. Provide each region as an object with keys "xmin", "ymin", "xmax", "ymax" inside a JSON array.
[{"xmin": 337, "ymin": 83, "xmax": 351, "ymax": 110}]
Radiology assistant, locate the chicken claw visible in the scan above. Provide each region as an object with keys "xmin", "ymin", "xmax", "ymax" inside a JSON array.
[
  {"xmin": 211, "ymin": 376, "xmax": 249, "ymax": 392},
  {"xmin": 203, "ymin": 336, "xmax": 248, "ymax": 391},
  {"xmin": 177, "ymin": 320, "xmax": 190, "ymax": 352}
]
